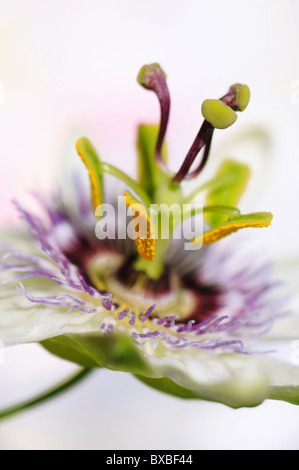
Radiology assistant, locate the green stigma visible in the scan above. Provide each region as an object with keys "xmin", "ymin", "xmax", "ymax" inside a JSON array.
[
  {"xmin": 137, "ymin": 63, "xmax": 167, "ymax": 89},
  {"xmin": 233, "ymin": 83, "xmax": 251, "ymax": 111},
  {"xmin": 201, "ymin": 99, "xmax": 238, "ymax": 129}
]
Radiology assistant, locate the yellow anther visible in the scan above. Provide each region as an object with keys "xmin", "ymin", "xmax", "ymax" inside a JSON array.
[
  {"xmin": 96, "ymin": 281, "xmax": 106, "ymax": 291},
  {"xmin": 124, "ymin": 191, "xmax": 156, "ymax": 261},
  {"xmin": 193, "ymin": 213, "xmax": 273, "ymax": 245},
  {"xmin": 76, "ymin": 138, "xmax": 103, "ymax": 213}
]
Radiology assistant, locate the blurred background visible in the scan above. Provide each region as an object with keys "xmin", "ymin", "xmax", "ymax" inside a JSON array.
[{"xmin": 1, "ymin": 0, "xmax": 299, "ymax": 450}]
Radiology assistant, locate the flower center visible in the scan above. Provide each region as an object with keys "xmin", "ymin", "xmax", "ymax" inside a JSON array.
[
  {"xmin": 84, "ymin": 250, "xmax": 195, "ymax": 320},
  {"xmin": 82, "ymin": 248, "xmax": 222, "ymax": 323}
]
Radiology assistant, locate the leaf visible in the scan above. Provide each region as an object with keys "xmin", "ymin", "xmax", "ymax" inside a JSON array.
[{"xmin": 269, "ymin": 386, "xmax": 299, "ymax": 406}]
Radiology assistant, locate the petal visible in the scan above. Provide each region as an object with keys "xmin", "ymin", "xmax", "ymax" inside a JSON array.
[
  {"xmin": 134, "ymin": 344, "xmax": 299, "ymax": 408},
  {"xmin": 0, "ymin": 279, "xmax": 107, "ymax": 345},
  {"xmin": 0, "ymin": 229, "xmax": 107, "ymax": 345},
  {"xmin": 262, "ymin": 257, "xmax": 299, "ymax": 340}
]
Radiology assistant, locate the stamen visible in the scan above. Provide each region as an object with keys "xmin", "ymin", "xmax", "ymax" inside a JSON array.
[
  {"xmin": 137, "ymin": 63, "xmax": 170, "ymax": 171},
  {"xmin": 76, "ymin": 138, "xmax": 103, "ymax": 213},
  {"xmin": 124, "ymin": 190, "xmax": 156, "ymax": 261},
  {"xmin": 193, "ymin": 212, "xmax": 273, "ymax": 245}
]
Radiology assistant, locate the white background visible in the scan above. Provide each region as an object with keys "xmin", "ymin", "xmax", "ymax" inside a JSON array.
[{"xmin": 1, "ymin": 0, "xmax": 299, "ymax": 450}]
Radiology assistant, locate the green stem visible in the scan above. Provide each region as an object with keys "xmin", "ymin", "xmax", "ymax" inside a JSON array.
[
  {"xmin": 100, "ymin": 162, "xmax": 151, "ymax": 206},
  {"xmin": 0, "ymin": 368, "xmax": 93, "ymax": 421}
]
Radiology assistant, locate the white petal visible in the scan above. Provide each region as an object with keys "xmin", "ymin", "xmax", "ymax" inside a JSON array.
[
  {"xmin": 0, "ymin": 281, "xmax": 108, "ymax": 345},
  {"xmin": 0, "ymin": 229, "xmax": 107, "ymax": 345},
  {"xmin": 140, "ymin": 342, "xmax": 299, "ymax": 407},
  {"xmin": 263, "ymin": 257, "xmax": 299, "ymax": 340}
]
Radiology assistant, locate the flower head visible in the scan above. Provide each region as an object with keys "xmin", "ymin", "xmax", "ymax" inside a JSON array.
[{"xmin": 1, "ymin": 63, "xmax": 299, "ymax": 410}]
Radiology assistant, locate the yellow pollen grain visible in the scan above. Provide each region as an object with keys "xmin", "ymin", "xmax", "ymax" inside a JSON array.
[
  {"xmin": 125, "ymin": 192, "xmax": 156, "ymax": 261},
  {"xmin": 194, "ymin": 219, "xmax": 272, "ymax": 245},
  {"xmin": 96, "ymin": 281, "xmax": 106, "ymax": 291},
  {"xmin": 76, "ymin": 141, "xmax": 101, "ymax": 212}
]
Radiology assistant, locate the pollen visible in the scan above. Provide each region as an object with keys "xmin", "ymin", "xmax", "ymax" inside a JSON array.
[
  {"xmin": 76, "ymin": 138, "xmax": 102, "ymax": 213},
  {"xmin": 193, "ymin": 214, "xmax": 273, "ymax": 245},
  {"xmin": 124, "ymin": 191, "xmax": 156, "ymax": 261}
]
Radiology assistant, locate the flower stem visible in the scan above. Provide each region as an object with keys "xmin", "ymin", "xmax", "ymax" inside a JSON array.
[
  {"xmin": 100, "ymin": 162, "xmax": 151, "ymax": 206},
  {"xmin": 0, "ymin": 367, "xmax": 93, "ymax": 421}
]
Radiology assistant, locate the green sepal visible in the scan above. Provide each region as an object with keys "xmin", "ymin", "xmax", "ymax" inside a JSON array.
[
  {"xmin": 41, "ymin": 334, "xmax": 153, "ymax": 376},
  {"xmin": 137, "ymin": 124, "xmax": 168, "ymax": 200},
  {"xmin": 134, "ymin": 374, "xmax": 209, "ymax": 400},
  {"xmin": 269, "ymin": 386, "xmax": 299, "ymax": 406},
  {"xmin": 205, "ymin": 159, "xmax": 251, "ymax": 226},
  {"xmin": 134, "ymin": 373, "xmax": 267, "ymax": 409}
]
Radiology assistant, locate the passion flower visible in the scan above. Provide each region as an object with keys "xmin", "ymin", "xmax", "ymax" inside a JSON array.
[{"xmin": 1, "ymin": 63, "xmax": 299, "ymax": 415}]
